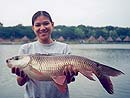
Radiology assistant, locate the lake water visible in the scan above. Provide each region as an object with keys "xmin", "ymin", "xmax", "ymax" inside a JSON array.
[{"xmin": 0, "ymin": 44, "xmax": 130, "ymax": 98}]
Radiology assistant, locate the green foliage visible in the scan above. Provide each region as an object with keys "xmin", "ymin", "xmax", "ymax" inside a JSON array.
[
  {"xmin": 0, "ymin": 25, "xmax": 130, "ymax": 41},
  {"xmin": 0, "ymin": 26, "xmax": 35, "ymax": 39}
]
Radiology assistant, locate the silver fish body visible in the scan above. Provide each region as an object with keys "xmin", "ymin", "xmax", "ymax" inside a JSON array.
[{"xmin": 6, "ymin": 54, "xmax": 124, "ymax": 94}]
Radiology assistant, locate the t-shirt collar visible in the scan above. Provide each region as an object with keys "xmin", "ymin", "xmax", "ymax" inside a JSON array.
[{"xmin": 36, "ymin": 40, "xmax": 56, "ymax": 47}]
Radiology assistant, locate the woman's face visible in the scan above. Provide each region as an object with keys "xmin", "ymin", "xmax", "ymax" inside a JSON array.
[{"xmin": 32, "ymin": 15, "xmax": 54, "ymax": 43}]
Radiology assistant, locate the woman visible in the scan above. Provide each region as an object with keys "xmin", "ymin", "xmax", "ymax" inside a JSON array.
[{"xmin": 12, "ymin": 11, "xmax": 78, "ymax": 98}]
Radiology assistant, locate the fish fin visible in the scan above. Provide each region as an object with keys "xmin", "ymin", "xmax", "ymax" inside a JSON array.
[
  {"xmin": 98, "ymin": 74, "xmax": 113, "ymax": 94},
  {"xmin": 28, "ymin": 67, "xmax": 45, "ymax": 80},
  {"xmin": 51, "ymin": 75, "xmax": 67, "ymax": 93},
  {"xmin": 34, "ymin": 53, "xmax": 65, "ymax": 56},
  {"xmin": 53, "ymin": 81, "xmax": 67, "ymax": 93},
  {"xmin": 79, "ymin": 70, "xmax": 95, "ymax": 81},
  {"xmin": 51, "ymin": 75, "xmax": 66, "ymax": 85},
  {"xmin": 97, "ymin": 63, "xmax": 124, "ymax": 77},
  {"xmin": 28, "ymin": 66, "xmax": 51, "ymax": 81},
  {"xmin": 95, "ymin": 63, "xmax": 124, "ymax": 94},
  {"xmin": 34, "ymin": 53, "xmax": 50, "ymax": 56}
]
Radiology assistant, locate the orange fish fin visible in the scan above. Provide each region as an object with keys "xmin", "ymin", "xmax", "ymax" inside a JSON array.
[
  {"xmin": 51, "ymin": 75, "xmax": 66, "ymax": 85},
  {"xmin": 51, "ymin": 75, "xmax": 67, "ymax": 93},
  {"xmin": 53, "ymin": 82, "xmax": 67, "ymax": 93},
  {"xmin": 80, "ymin": 70, "xmax": 95, "ymax": 81}
]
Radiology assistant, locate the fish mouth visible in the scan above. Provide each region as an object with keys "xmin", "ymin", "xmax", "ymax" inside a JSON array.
[{"xmin": 6, "ymin": 63, "xmax": 13, "ymax": 68}]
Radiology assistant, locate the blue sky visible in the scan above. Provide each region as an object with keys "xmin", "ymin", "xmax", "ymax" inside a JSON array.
[{"xmin": 0, "ymin": 0, "xmax": 130, "ymax": 27}]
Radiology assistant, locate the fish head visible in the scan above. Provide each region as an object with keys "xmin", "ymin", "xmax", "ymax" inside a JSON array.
[{"xmin": 6, "ymin": 55, "xmax": 30, "ymax": 68}]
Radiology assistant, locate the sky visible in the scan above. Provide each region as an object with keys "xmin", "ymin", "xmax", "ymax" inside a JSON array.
[{"xmin": 0, "ymin": 0, "xmax": 130, "ymax": 27}]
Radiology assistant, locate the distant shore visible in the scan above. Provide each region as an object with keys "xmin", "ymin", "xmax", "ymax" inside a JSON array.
[
  {"xmin": 0, "ymin": 41, "xmax": 25, "ymax": 45},
  {"xmin": 0, "ymin": 41, "xmax": 130, "ymax": 45}
]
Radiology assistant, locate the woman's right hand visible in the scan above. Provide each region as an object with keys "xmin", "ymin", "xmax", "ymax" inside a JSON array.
[{"xmin": 11, "ymin": 67, "xmax": 29, "ymax": 86}]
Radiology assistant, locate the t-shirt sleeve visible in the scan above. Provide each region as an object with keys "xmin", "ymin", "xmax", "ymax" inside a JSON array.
[
  {"xmin": 18, "ymin": 45, "xmax": 25, "ymax": 55},
  {"xmin": 63, "ymin": 44, "xmax": 71, "ymax": 54},
  {"xmin": 18, "ymin": 44, "xmax": 29, "ymax": 55}
]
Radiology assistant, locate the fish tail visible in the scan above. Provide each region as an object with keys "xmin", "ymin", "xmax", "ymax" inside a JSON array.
[{"xmin": 94, "ymin": 63, "xmax": 124, "ymax": 94}]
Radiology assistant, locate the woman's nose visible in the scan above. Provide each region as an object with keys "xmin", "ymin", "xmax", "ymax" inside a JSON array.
[{"xmin": 40, "ymin": 25, "xmax": 46, "ymax": 30}]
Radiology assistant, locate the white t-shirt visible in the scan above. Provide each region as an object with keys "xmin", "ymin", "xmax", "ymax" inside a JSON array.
[{"xmin": 18, "ymin": 41, "xmax": 71, "ymax": 98}]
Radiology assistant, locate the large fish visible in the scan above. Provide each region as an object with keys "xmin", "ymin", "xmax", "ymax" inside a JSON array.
[{"xmin": 6, "ymin": 53, "xmax": 124, "ymax": 94}]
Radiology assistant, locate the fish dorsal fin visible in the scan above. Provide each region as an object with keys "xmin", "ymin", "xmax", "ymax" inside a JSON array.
[
  {"xmin": 47, "ymin": 53, "xmax": 66, "ymax": 56},
  {"xmin": 34, "ymin": 53, "xmax": 51, "ymax": 56},
  {"xmin": 51, "ymin": 75, "xmax": 66, "ymax": 85},
  {"xmin": 34, "ymin": 53, "xmax": 65, "ymax": 56}
]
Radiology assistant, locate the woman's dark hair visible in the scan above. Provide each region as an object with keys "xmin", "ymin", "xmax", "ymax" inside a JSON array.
[{"xmin": 32, "ymin": 11, "xmax": 53, "ymax": 25}]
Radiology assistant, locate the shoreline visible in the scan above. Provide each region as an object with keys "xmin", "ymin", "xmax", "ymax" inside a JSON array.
[{"xmin": 0, "ymin": 41, "xmax": 130, "ymax": 45}]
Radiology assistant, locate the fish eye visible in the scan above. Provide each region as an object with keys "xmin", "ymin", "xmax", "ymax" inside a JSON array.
[{"xmin": 15, "ymin": 56, "xmax": 19, "ymax": 60}]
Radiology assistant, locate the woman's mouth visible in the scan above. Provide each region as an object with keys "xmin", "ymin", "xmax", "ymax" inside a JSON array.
[{"xmin": 39, "ymin": 31, "xmax": 49, "ymax": 37}]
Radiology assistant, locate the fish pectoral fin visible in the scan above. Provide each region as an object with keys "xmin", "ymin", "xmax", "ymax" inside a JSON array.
[
  {"xmin": 80, "ymin": 70, "xmax": 95, "ymax": 81},
  {"xmin": 53, "ymin": 81, "xmax": 67, "ymax": 93},
  {"xmin": 51, "ymin": 75, "xmax": 66, "ymax": 85}
]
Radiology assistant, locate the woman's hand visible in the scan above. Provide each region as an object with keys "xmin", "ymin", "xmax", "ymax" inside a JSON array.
[
  {"xmin": 11, "ymin": 67, "xmax": 29, "ymax": 86},
  {"xmin": 12, "ymin": 67, "xmax": 28, "ymax": 78},
  {"xmin": 63, "ymin": 65, "xmax": 78, "ymax": 84}
]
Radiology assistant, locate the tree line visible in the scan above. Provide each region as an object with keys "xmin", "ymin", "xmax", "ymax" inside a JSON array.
[{"xmin": 0, "ymin": 25, "xmax": 130, "ymax": 41}]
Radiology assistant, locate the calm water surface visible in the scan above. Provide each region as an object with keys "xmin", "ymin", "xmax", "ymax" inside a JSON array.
[{"xmin": 0, "ymin": 44, "xmax": 130, "ymax": 98}]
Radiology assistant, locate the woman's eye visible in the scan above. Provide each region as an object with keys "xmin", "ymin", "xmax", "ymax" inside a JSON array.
[
  {"xmin": 35, "ymin": 23, "xmax": 41, "ymax": 27},
  {"xmin": 34, "ymin": 22, "xmax": 50, "ymax": 26},
  {"xmin": 43, "ymin": 22, "xmax": 49, "ymax": 26}
]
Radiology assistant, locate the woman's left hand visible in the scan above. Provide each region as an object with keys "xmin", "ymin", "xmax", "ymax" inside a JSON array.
[{"xmin": 63, "ymin": 65, "xmax": 78, "ymax": 83}]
